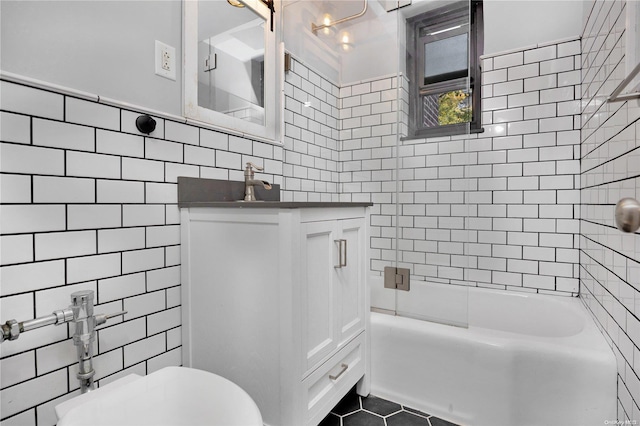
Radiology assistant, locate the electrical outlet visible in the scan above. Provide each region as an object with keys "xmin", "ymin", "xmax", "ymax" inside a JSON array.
[{"xmin": 155, "ymin": 40, "xmax": 176, "ymax": 81}]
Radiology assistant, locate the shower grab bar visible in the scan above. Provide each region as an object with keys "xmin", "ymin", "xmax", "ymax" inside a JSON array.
[{"xmin": 608, "ymin": 61, "xmax": 640, "ymax": 102}]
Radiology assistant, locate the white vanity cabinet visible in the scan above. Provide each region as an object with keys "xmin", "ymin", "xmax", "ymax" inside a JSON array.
[{"xmin": 181, "ymin": 205, "xmax": 370, "ymax": 426}]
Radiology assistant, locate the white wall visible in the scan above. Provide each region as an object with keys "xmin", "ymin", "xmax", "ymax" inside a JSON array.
[
  {"xmin": 0, "ymin": 1, "xmax": 183, "ymax": 115},
  {"xmin": 483, "ymin": 0, "xmax": 584, "ymax": 55}
]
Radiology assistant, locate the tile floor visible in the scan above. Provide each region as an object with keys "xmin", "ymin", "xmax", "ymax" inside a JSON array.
[{"xmin": 321, "ymin": 387, "xmax": 459, "ymax": 426}]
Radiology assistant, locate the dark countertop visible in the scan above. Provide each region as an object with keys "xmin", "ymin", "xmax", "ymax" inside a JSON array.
[
  {"xmin": 179, "ymin": 201, "xmax": 373, "ymax": 208},
  {"xmin": 177, "ymin": 177, "xmax": 372, "ymax": 208}
]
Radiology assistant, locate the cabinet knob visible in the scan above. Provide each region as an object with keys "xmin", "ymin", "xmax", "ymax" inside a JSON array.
[{"xmin": 615, "ymin": 198, "xmax": 640, "ymax": 233}]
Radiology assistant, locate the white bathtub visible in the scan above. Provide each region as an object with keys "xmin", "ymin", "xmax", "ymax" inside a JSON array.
[{"xmin": 370, "ymin": 286, "xmax": 617, "ymax": 426}]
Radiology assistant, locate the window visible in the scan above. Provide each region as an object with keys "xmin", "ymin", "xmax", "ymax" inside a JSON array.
[{"xmin": 406, "ymin": 1, "xmax": 483, "ymax": 138}]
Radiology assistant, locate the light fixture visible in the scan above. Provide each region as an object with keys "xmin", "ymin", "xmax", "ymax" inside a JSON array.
[
  {"xmin": 317, "ymin": 13, "xmax": 336, "ymax": 37},
  {"xmin": 311, "ymin": 0, "xmax": 367, "ymax": 35},
  {"xmin": 227, "ymin": 0, "xmax": 245, "ymax": 7},
  {"xmin": 339, "ymin": 31, "xmax": 354, "ymax": 52}
]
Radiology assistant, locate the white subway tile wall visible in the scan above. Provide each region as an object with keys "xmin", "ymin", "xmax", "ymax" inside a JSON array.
[
  {"xmin": 340, "ymin": 38, "xmax": 582, "ymax": 295},
  {"xmin": 579, "ymin": 0, "xmax": 640, "ymax": 421},
  {"xmin": 0, "ymin": 79, "xmax": 283, "ymax": 424}
]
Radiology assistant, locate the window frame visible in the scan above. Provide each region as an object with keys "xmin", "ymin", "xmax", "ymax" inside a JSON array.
[{"xmin": 406, "ymin": 0, "xmax": 483, "ymax": 139}]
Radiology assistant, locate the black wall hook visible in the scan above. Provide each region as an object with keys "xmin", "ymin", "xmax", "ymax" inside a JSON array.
[{"xmin": 135, "ymin": 115, "xmax": 156, "ymax": 134}]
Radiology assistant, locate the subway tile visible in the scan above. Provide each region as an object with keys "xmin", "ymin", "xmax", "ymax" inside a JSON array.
[
  {"xmin": 35, "ymin": 230, "xmax": 96, "ymax": 261},
  {"xmin": 146, "ymin": 225, "xmax": 180, "ymax": 248},
  {"xmin": 123, "ymin": 205, "xmax": 165, "ymax": 227},
  {"xmin": 33, "ymin": 118, "xmax": 95, "ymax": 151},
  {"xmin": 200, "ymin": 129, "xmax": 229, "ymax": 150},
  {"xmin": 145, "ymin": 182, "xmax": 177, "ymax": 204},
  {"xmin": 484, "ymin": 69, "xmax": 508, "ymax": 84},
  {"xmin": 123, "ymin": 290, "xmax": 166, "ymax": 320},
  {"xmin": 165, "ymin": 162, "xmax": 198, "ymax": 183},
  {"xmin": 557, "ymin": 40, "xmax": 580, "ymax": 57},
  {"xmin": 0, "ymin": 204, "xmax": 66, "ymax": 234},
  {"xmin": 67, "ymin": 253, "xmax": 120, "ymax": 284},
  {"xmin": 122, "ymin": 247, "xmax": 164, "ymax": 274},
  {"xmin": 67, "ymin": 205, "xmax": 121, "ymax": 230},
  {"xmin": 493, "ymin": 52, "xmax": 524, "ymax": 69},
  {"xmin": 122, "ymin": 157, "xmax": 165, "ymax": 182},
  {"xmin": 33, "ymin": 176, "xmax": 94, "ymax": 203},
  {"xmin": 0, "ymin": 369, "xmax": 67, "ymax": 419},
  {"xmin": 0, "ymin": 81, "xmax": 63, "ymax": 120},
  {"xmin": 524, "ymin": 45, "xmax": 556, "ymax": 63},
  {"xmin": 165, "ymin": 120, "xmax": 198, "ymax": 145},
  {"xmin": 98, "ymin": 227, "xmax": 146, "ymax": 253},
  {"xmin": 123, "ymin": 334, "xmax": 165, "ymax": 368},
  {"xmin": 97, "ymin": 180, "xmax": 145, "ymax": 203},
  {"xmin": 98, "ymin": 317, "xmax": 146, "ymax": 353},
  {"xmin": 539, "ymin": 56, "xmax": 574, "ymax": 75},
  {"xmin": 1, "ymin": 351, "xmax": 36, "ymax": 388},
  {"xmin": 147, "ymin": 307, "xmax": 181, "ymax": 335},
  {"xmin": 507, "ymin": 91, "xmax": 539, "ymax": 108},
  {"xmin": 66, "ymin": 151, "xmax": 120, "ymax": 179},
  {"xmin": 98, "ymin": 272, "xmax": 146, "ymax": 304},
  {"xmin": 0, "ymin": 235, "xmax": 33, "ymax": 265},
  {"xmin": 1, "ymin": 143, "xmax": 65, "ymax": 176},
  {"xmin": 66, "ymin": 98, "xmax": 119, "ymax": 130},
  {"xmin": 540, "ymin": 86, "xmax": 576, "ymax": 103},
  {"xmin": 147, "ymin": 266, "xmax": 180, "ymax": 291},
  {"xmin": 96, "ymin": 129, "xmax": 144, "ymax": 158},
  {"xmin": 494, "ymin": 80, "xmax": 523, "ymax": 96},
  {"xmin": 524, "ymin": 74, "xmax": 557, "ymax": 92},
  {"xmin": 507, "ymin": 120, "xmax": 539, "ymax": 136},
  {"xmin": 0, "ymin": 111, "xmax": 30, "ymax": 144},
  {"xmin": 0, "ymin": 174, "xmax": 31, "ymax": 203},
  {"xmin": 0, "ymin": 260, "xmax": 65, "ymax": 296},
  {"xmin": 216, "ymin": 150, "xmax": 242, "ymax": 169},
  {"xmin": 184, "ymin": 145, "xmax": 215, "ymax": 167},
  {"xmin": 145, "ymin": 138, "xmax": 183, "ymax": 163},
  {"xmin": 508, "ymin": 63, "xmax": 539, "ymax": 80}
]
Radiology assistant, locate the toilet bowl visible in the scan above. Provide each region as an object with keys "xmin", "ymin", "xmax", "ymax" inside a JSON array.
[{"xmin": 55, "ymin": 366, "xmax": 263, "ymax": 426}]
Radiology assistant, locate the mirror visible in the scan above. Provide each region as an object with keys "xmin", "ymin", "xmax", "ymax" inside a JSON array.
[{"xmin": 184, "ymin": 0, "xmax": 281, "ymax": 143}]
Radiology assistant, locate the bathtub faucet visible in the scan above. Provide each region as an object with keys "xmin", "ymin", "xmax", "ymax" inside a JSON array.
[{"xmin": 244, "ymin": 162, "xmax": 272, "ymax": 201}]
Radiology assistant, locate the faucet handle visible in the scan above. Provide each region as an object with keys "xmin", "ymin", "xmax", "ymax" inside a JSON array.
[
  {"xmin": 94, "ymin": 310, "xmax": 127, "ymax": 327},
  {"xmin": 245, "ymin": 162, "xmax": 264, "ymax": 172}
]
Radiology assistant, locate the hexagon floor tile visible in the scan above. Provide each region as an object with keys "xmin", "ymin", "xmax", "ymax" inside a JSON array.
[{"xmin": 319, "ymin": 387, "xmax": 460, "ymax": 426}]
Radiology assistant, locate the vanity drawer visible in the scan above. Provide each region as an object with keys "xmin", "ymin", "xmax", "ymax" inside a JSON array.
[{"xmin": 302, "ymin": 332, "xmax": 366, "ymax": 426}]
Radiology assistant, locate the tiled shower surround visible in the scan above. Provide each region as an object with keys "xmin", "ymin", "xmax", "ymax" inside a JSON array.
[
  {"xmin": 341, "ymin": 38, "xmax": 583, "ymax": 294},
  {"xmin": 579, "ymin": 0, "xmax": 640, "ymax": 421},
  {"xmin": 0, "ymin": 16, "xmax": 635, "ymax": 425}
]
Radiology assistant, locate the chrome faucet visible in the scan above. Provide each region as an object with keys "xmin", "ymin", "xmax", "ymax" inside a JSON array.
[
  {"xmin": 244, "ymin": 162, "xmax": 272, "ymax": 201},
  {"xmin": 0, "ymin": 290, "xmax": 125, "ymax": 393}
]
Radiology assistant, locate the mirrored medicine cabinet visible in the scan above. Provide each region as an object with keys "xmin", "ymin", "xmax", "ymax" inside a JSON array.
[{"xmin": 183, "ymin": 0, "xmax": 282, "ymax": 143}]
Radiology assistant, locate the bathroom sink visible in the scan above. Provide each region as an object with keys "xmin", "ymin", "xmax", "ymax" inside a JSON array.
[{"xmin": 55, "ymin": 366, "xmax": 262, "ymax": 426}]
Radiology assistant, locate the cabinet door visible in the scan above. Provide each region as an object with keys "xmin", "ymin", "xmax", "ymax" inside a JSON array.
[
  {"xmin": 300, "ymin": 221, "xmax": 339, "ymax": 372},
  {"xmin": 335, "ymin": 218, "xmax": 366, "ymax": 348}
]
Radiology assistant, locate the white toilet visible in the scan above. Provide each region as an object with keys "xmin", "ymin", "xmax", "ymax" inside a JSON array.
[{"xmin": 55, "ymin": 366, "xmax": 263, "ymax": 426}]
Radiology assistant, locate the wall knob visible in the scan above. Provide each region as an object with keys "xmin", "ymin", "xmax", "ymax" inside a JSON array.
[
  {"xmin": 615, "ymin": 198, "xmax": 640, "ymax": 233},
  {"xmin": 135, "ymin": 114, "xmax": 157, "ymax": 134}
]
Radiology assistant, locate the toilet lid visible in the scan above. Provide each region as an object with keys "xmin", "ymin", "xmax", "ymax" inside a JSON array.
[{"xmin": 56, "ymin": 367, "xmax": 263, "ymax": 426}]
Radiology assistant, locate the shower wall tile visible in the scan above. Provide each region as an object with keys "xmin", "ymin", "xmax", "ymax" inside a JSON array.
[
  {"xmin": 579, "ymin": 0, "xmax": 640, "ymax": 421},
  {"xmin": 342, "ymin": 37, "xmax": 581, "ymax": 296}
]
